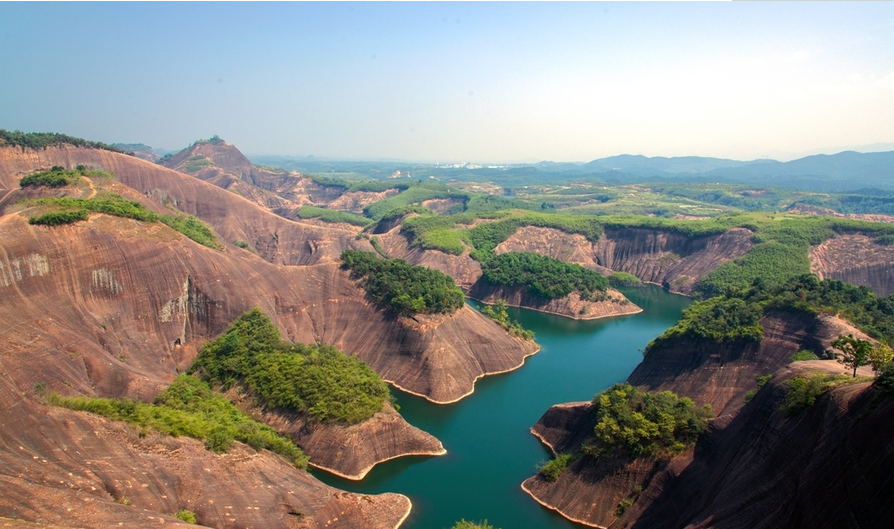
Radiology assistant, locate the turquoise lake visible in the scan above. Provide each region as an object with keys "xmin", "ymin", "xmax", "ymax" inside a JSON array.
[{"xmin": 316, "ymin": 285, "xmax": 691, "ymax": 529}]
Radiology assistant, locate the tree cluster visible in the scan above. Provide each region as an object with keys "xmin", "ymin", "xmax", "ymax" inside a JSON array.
[
  {"xmin": 190, "ymin": 308, "xmax": 391, "ymax": 425},
  {"xmin": 340, "ymin": 250, "xmax": 465, "ymax": 315},
  {"xmin": 584, "ymin": 383, "xmax": 712, "ymax": 460},
  {"xmin": 480, "ymin": 251, "xmax": 609, "ymax": 300},
  {"xmin": 0, "ymin": 129, "xmax": 129, "ymax": 154}
]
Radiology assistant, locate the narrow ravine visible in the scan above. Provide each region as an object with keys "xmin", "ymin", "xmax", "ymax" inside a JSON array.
[{"xmin": 316, "ymin": 286, "xmax": 691, "ymax": 529}]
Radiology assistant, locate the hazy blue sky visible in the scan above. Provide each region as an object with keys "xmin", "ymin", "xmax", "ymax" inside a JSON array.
[{"xmin": 1, "ymin": 2, "xmax": 893, "ymax": 162}]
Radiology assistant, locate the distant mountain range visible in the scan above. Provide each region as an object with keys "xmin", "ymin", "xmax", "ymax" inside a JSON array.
[
  {"xmin": 247, "ymin": 150, "xmax": 894, "ymax": 193},
  {"xmin": 531, "ymin": 151, "xmax": 894, "ymax": 192}
]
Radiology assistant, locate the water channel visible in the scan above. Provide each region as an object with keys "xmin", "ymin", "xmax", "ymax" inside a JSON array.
[{"xmin": 317, "ymin": 285, "xmax": 691, "ymax": 529}]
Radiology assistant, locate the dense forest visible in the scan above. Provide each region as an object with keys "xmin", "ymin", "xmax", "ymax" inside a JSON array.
[
  {"xmin": 652, "ymin": 274, "xmax": 894, "ymax": 351},
  {"xmin": 340, "ymin": 250, "xmax": 465, "ymax": 315},
  {"xmin": 190, "ymin": 308, "xmax": 392, "ymax": 424},
  {"xmin": 480, "ymin": 251, "xmax": 609, "ymax": 301}
]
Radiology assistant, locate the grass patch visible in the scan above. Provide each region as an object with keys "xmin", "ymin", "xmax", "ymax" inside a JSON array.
[
  {"xmin": 48, "ymin": 375, "xmax": 308, "ymax": 469},
  {"xmin": 792, "ymin": 350, "xmax": 820, "ymax": 362},
  {"xmin": 26, "ymin": 196, "xmax": 159, "ymax": 224},
  {"xmin": 159, "ymin": 214, "xmax": 220, "ymax": 249},
  {"xmin": 363, "ymin": 182, "xmax": 468, "ymax": 220}
]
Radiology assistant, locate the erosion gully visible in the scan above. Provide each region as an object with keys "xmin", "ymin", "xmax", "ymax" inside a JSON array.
[{"xmin": 316, "ymin": 285, "xmax": 691, "ymax": 529}]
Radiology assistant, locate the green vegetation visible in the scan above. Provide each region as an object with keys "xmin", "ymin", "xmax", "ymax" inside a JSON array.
[
  {"xmin": 29, "ymin": 209, "xmax": 89, "ymax": 226},
  {"xmin": 466, "ymin": 213, "xmax": 604, "ymax": 258},
  {"xmin": 175, "ymin": 510, "xmax": 197, "ymax": 524},
  {"xmin": 782, "ymin": 372, "xmax": 870, "ymax": 416},
  {"xmin": 653, "ymin": 296, "xmax": 763, "ymax": 345},
  {"xmin": 297, "ymin": 205, "xmax": 373, "ymax": 227},
  {"xmin": 791, "ymin": 350, "xmax": 820, "ymax": 362},
  {"xmin": 233, "ymin": 239, "xmax": 251, "ymax": 250},
  {"xmin": 190, "ymin": 308, "xmax": 390, "ymax": 424},
  {"xmin": 450, "ymin": 521, "xmax": 499, "ymax": 529},
  {"xmin": 609, "ymin": 271, "xmax": 641, "ymax": 287},
  {"xmin": 479, "ymin": 300, "xmax": 535, "ymax": 340},
  {"xmin": 481, "ymin": 252, "xmax": 609, "ymax": 301},
  {"xmin": 583, "ymin": 383, "xmax": 712, "ymax": 459},
  {"xmin": 26, "ymin": 196, "xmax": 159, "ymax": 224},
  {"xmin": 378, "ymin": 204, "xmax": 433, "ymax": 223},
  {"xmin": 616, "ymin": 498, "xmax": 634, "ymax": 516},
  {"xmin": 652, "ymin": 275, "xmax": 894, "ymax": 352},
  {"xmin": 0, "ymin": 129, "xmax": 129, "ymax": 154},
  {"xmin": 19, "ymin": 166, "xmax": 85, "ymax": 188},
  {"xmin": 744, "ymin": 374, "xmax": 774, "ymax": 403},
  {"xmin": 696, "ymin": 242, "xmax": 810, "ymax": 297},
  {"xmin": 363, "ymin": 182, "xmax": 468, "ymax": 220},
  {"xmin": 26, "ymin": 194, "xmax": 221, "ymax": 250},
  {"xmin": 183, "ymin": 154, "xmax": 213, "ymax": 173},
  {"xmin": 159, "ymin": 214, "xmax": 221, "ymax": 249},
  {"xmin": 873, "ymin": 362, "xmax": 894, "ymax": 394},
  {"xmin": 47, "ymin": 375, "xmax": 308, "ymax": 469},
  {"xmin": 400, "ymin": 213, "xmax": 480, "ymax": 255},
  {"xmin": 340, "ymin": 250, "xmax": 465, "ymax": 315},
  {"xmin": 538, "ymin": 452, "xmax": 575, "ymax": 482}
]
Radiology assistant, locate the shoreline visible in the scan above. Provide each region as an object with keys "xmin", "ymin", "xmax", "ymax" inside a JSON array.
[
  {"xmin": 465, "ymin": 295, "xmax": 643, "ymax": 321},
  {"xmin": 385, "ymin": 341, "xmax": 542, "ymax": 405},
  {"xmin": 309, "ymin": 446, "xmax": 448, "ymax": 481},
  {"xmin": 520, "ymin": 479, "xmax": 607, "ymax": 529}
]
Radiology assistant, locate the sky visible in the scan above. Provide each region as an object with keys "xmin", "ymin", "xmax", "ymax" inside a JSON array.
[{"xmin": 1, "ymin": 2, "xmax": 893, "ymax": 163}]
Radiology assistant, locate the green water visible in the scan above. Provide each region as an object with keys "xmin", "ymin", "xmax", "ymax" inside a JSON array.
[{"xmin": 316, "ymin": 285, "xmax": 690, "ymax": 529}]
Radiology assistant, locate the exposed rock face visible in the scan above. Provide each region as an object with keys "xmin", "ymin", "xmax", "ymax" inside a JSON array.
[
  {"xmin": 496, "ymin": 226, "xmax": 755, "ymax": 295},
  {"xmin": 810, "ymin": 233, "xmax": 894, "ymax": 296},
  {"xmin": 467, "ymin": 281, "xmax": 641, "ymax": 321},
  {"xmin": 0, "ymin": 145, "xmax": 374, "ymax": 266},
  {"xmin": 0, "ymin": 145, "xmax": 540, "ymax": 527},
  {"xmin": 0, "ymin": 391, "xmax": 410, "ymax": 529},
  {"xmin": 254, "ymin": 402, "xmax": 445, "ymax": 480},
  {"xmin": 159, "ymin": 141, "xmax": 396, "ymax": 219},
  {"xmin": 629, "ymin": 362, "xmax": 894, "ymax": 529},
  {"xmin": 522, "ymin": 310, "xmax": 891, "ymax": 529}
]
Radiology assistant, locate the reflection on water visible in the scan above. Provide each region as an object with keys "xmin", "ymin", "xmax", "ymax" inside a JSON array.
[{"xmin": 316, "ymin": 285, "xmax": 690, "ymax": 529}]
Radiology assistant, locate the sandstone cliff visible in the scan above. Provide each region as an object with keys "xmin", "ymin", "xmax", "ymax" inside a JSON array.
[
  {"xmin": 810, "ymin": 233, "xmax": 894, "ymax": 297},
  {"xmin": 0, "ymin": 145, "xmax": 540, "ymax": 527},
  {"xmin": 495, "ymin": 226, "xmax": 755, "ymax": 295},
  {"xmin": 628, "ymin": 362, "xmax": 894, "ymax": 529},
  {"xmin": 522, "ymin": 310, "xmax": 886, "ymax": 528},
  {"xmin": 0, "ymin": 383, "xmax": 410, "ymax": 529},
  {"xmin": 377, "ymin": 224, "xmax": 643, "ymax": 318},
  {"xmin": 252, "ymin": 402, "xmax": 446, "ymax": 480}
]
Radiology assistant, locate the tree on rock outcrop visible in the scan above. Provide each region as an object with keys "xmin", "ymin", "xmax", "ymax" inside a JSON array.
[{"xmin": 831, "ymin": 334, "xmax": 873, "ymax": 377}]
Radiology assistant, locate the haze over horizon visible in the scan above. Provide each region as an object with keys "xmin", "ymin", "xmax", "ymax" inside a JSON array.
[{"xmin": 2, "ymin": 2, "xmax": 893, "ymax": 164}]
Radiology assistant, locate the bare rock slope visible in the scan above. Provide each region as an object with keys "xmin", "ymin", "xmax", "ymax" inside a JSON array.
[
  {"xmin": 810, "ymin": 233, "xmax": 894, "ymax": 296},
  {"xmin": 522, "ymin": 310, "xmax": 891, "ymax": 528}
]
